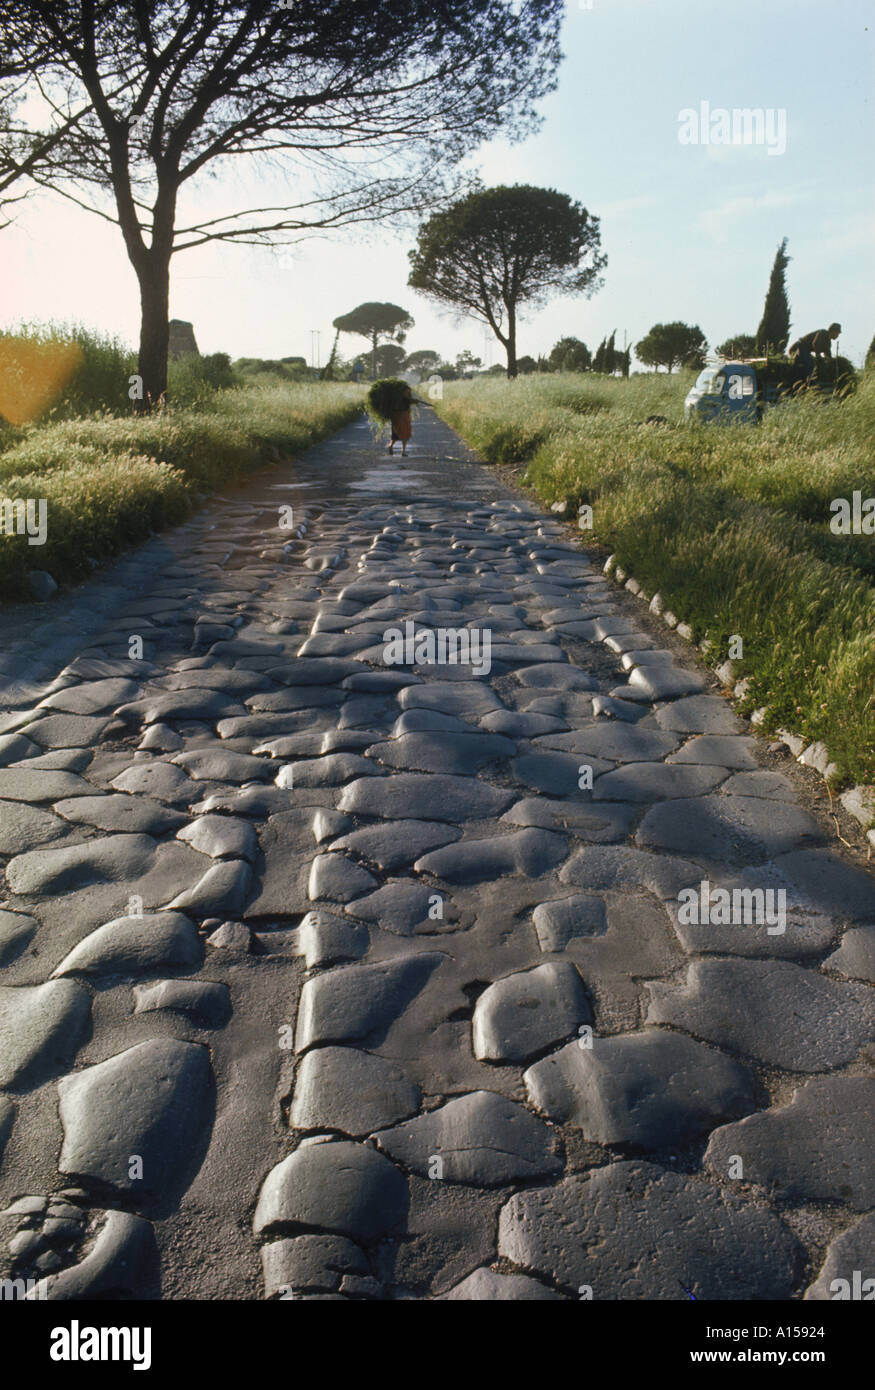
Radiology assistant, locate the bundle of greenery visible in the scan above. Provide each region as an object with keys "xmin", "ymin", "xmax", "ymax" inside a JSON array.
[{"xmin": 366, "ymin": 377, "xmax": 413, "ymax": 421}]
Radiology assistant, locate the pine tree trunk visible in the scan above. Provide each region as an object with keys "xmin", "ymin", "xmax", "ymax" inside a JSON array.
[{"xmin": 136, "ymin": 258, "xmax": 171, "ymax": 409}]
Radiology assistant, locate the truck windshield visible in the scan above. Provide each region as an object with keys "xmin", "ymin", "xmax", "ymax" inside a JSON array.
[{"xmin": 695, "ymin": 369, "xmax": 726, "ymax": 395}]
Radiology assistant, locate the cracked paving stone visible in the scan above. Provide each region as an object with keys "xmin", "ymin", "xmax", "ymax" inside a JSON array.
[
  {"xmin": 560, "ymin": 845, "xmax": 702, "ymax": 899},
  {"xmin": 499, "ymin": 1161, "xmax": 802, "ymax": 1299},
  {"xmin": 346, "ymin": 880, "xmax": 460, "ymax": 935},
  {"xmin": 0, "ymin": 769, "xmax": 101, "ymax": 803},
  {"xmin": 0, "ymin": 980, "xmax": 91, "ymax": 1088},
  {"xmin": 535, "ymin": 725, "xmax": 678, "ymax": 761},
  {"xmin": 167, "ymin": 859, "xmax": 252, "ymax": 917},
  {"xmin": 525, "ymin": 1030, "xmax": 756, "ymax": 1147},
  {"xmin": 824, "ymin": 927, "xmax": 875, "ymax": 982},
  {"xmin": 365, "ymin": 731, "xmax": 515, "ymax": 775},
  {"xmin": 0, "ymin": 909, "xmax": 38, "ymax": 965},
  {"xmin": 646, "ymin": 959, "xmax": 875, "ymax": 1071},
  {"xmin": 290, "ymin": 1047, "xmax": 422, "ymax": 1135},
  {"xmin": 667, "ymin": 865, "xmax": 839, "ymax": 959},
  {"xmin": 0, "ymin": 800, "xmax": 69, "ymax": 855},
  {"xmin": 532, "ymin": 895, "xmax": 608, "ymax": 952},
  {"xmin": 115, "ymin": 690, "xmax": 246, "ymax": 725},
  {"xmin": 133, "ymin": 978, "xmax": 231, "ymax": 1027},
  {"xmin": 654, "ymin": 696, "xmax": 742, "ymax": 735},
  {"xmin": 501, "ymin": 797, "xmax": 636, "ymax": 842},
  {"xmin": 53, "ymin": 793, "xmax": 186, "ymax": 836},
  {"xmin": 253, "ymin": 1140, "xmax": 408, "ymax": 1241},
  {"xmin": 338, "ymin": 773, "xmax": 514, "ymax": 823},
  {"xmin": 172, "ymin": 747, "xmax": 274, "ymax": 782},
  {"xmin": 297, "ymin": 911, "xmax": 369, "ymax": 968},
  {"xmin": 720, "ymin": 770, "xmax": 795, "ymax": 800},
  {"xmin": 375, "ymin": 1090, "xmax": 561, "ymax": 1185},
  {"xmin": 472, "ymin": 962, "xmax": 591, "ymax": 1063},
  {"xmin": 295, "ymin": 953, "xmax": 446, "ymax": 1051},
  {"xmin": 276, "ymin": 753, "xmax": 383, "ymax": 787},
  {"xmin": 416, "ymin": 827, "xmax": 566, "ymax": 884},
  {"xmin": 769, "ymin": 849, "xmax": 875, "ymax": 923},
  {"xmin": 705, "ymin": 1076, "xmax": 875, "ymax": 1210},
  {"xmin": 331, "ymin": 819, "xmax": 461, "ymax": 872},
  {"xmin": 261, "ymin": 1234, "xmax": 372, "ymax": 1298},
  {"xmin": 51, "ymin": 911, "xmax": 202, "ymax": 980},
  {"xmin": 58, "ymin": 1038, "xmax": 213, "ymax": 1197},
  {"xmin": 308, "ymin": 853, "xmax": 377, "ymax": 903},
  {"xmin": 18, "ymin": 1209, "xmax": 156, "ymax": 1300},
  {"xmin": 804, "ymin": 1214, "xmax": 875, "ymax": 1300},
  {"xmin": 177, "ymin": 814, "xmax": 258, "ymax": 860},
  {"xmin": 441, "ymin": 1268, "xmax": 563, "ymax": 1300},
  {"xmin": 593, "ymin": 762, "xmax": 727, "ymax": 801},
  {"xmin": 636, "ymin": 794, "xmax": 824, "ymax": 863},
  {"xmin": 6, "ymin": 833, "xmax": 159, "ymax": 896}
]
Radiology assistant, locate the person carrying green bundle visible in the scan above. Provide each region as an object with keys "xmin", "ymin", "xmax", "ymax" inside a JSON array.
[{"xmin": 367, "ymin": 378, "xmax": 414, "ymax": 457}]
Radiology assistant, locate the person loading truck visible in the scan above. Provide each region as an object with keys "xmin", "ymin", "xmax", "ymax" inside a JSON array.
[{"xmin": 787, "ymin": 322, "xmax": 841, "ymax": 379}]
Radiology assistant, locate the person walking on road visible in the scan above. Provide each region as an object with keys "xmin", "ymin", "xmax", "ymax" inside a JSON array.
[{"xmin": 387, "ymin": 382, "xmax": 414, "ymax": 457}]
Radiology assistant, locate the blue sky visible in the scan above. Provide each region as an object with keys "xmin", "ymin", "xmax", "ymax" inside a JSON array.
[{"xmin": 3, "ymin": 0, "xmax": 873, "ymax": 366}]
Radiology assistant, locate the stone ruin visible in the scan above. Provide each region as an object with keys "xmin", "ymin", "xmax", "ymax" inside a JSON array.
[{"xmin": 168, "ymin": 319, "xmax": 199, "ymax": 358}]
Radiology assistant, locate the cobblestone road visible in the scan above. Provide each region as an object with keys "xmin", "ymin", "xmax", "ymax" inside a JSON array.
[{"xmin": 0, "ymin": 407, "xmax": 872, "ymax": 1300}]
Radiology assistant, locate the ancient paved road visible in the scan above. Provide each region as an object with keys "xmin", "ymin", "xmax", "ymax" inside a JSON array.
[{"xmin": 0, "ymin": 405, "xmax": 872, "ymax": 1301}]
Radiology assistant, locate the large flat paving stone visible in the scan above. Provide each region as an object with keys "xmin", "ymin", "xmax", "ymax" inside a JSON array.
[
  {"xmin": 770, "ymin": 849, "xmax": 875, "ymax": 923},
  {"xmin": 51, "ymin": 911, "xmax": 202, "ymax": 980},
  {"xmin": 0, "ymin": 800, "xmax": 69, "ymax": 855},
  {"xmin": 397, "ymin": 682, "xmax": 504, "ymax": 717},
  {"xmin": 416, "ymin": 828, "xmax": 566, "ymax": 884},
  {"xmin": 331, "ymin": 820, "xmax": 461, "ymax": 871},
  {"xmin": 38, "ymin": 677, "xmax": 140, "ymax": 714},
  {"xmin": 705, "ymin": 1076, "xmax": 875, "ymax": 1210},
  {"xmin": 133, "ymin": 978, "xmax": 231, "ymax": 1027},
  {"xmin": 58, "ymin": 1038, "xmax": 213, "ymax": 1197},
  {"xmin": 510, "ymin": 751, "xmax": 611, "ymax": 797},
  {"xmin": 295, "ymin": 953, "xmax": 447, "ymax": 1051},
  {"xmin": 308, "ymin": 853, "xmax": 377, "ymax": 903},
  {"xmin": 646, "ymin": 959, "xmax": 875, "ymax": 1071},
  {"xmin": 338, "ymin": 774, "xmax": 514, "ymax": 823},
  {"xmin": 345, "ymin": 880, "xmax": 460, "ymax": 935},
  {"xmin": 375, "ymin": 1090, "xmax": 561, "ymax": 1185},
  {"xmin": 253, "ymin": 1140, "xmax": 408, "ymax": 1240},
  {"xmin": 561, "ymin": 844, "xmax": 703, "ymax": 899},
  {"xmin": 167, "ymin": 859, "xmax": 252, "ymax": 917},
  {"xmin": 500, "ymin": 798, "xmax": 635, "ymax": 843},
  {"xmin": 824, "ymin": 927, "xmax": 875, "ymax": 982},
  {"xmin": 177, "ymin": 814, "xmax": 258, "ymax": 861},
  {"xmin": 115, "ymin": 690, "xmax": 246, "ymax": 724},
  {"xmin": 498, "ymin": 1161, "xmax": 802, "ymax": 1298},
  {"xmin": 636, "ymin": 794, "xmax": 824, "ymax": 864},
  {"xmin": 0, "ymin": 980, "xmax": 91, "ymax": 1088},
  {"xmin": 667, "ymin": 736, "xmax": 759, "ymax": 769},
  {"xmin": 290, "ymin": 1047, "xmax": 421, "ymax": 1135},
  {"xmin": 472, "ymin": 963, "xmax": 591, "ymax": 1063},
  {"xmin": 655, "ymin": 696, "xmax": 743, "ymax": 734},
  {"xmin": 172, "ymin": 747, "xmax": 274, "ymax": 782},
  {"xmin": 5, "ymin": 833, "xmax": 158, "ymax": 897},
  {"xmin": 525, "ymin": 1030, "xmax": 756, "ymax": 1147},
  {"xmin": 0, "ymin": 769, "xmax": 101, "ymax": 803},
  {"xmin": 53, "ymin": 793, "xmax": 186, "ymax": 836},
  {"xmin": 365, "ymin": 731, "xmax": 515, "ymax": 775},
  {"xmin": 593, "ymin": 763, "xmax": 726, "ymax": 801}
]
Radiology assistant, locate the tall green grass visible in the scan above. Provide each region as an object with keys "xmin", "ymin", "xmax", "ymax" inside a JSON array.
[
  {"xmin": 0, "ymin": 381, "xmax": 364, "ymax": 599},
  {"xmin": 434, "ymin": 371, "xmax": 875, "ymax": 785}
]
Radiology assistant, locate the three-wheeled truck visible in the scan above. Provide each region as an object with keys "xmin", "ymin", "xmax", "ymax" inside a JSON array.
[{"xmin": 684, "ymin": 355, "xmax": 856, "ymax": 423}]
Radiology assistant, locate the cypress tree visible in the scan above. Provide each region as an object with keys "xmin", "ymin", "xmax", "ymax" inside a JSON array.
[{"xmin": 756, "ymin": 238, "xmax": 791, "ymax": 354}]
